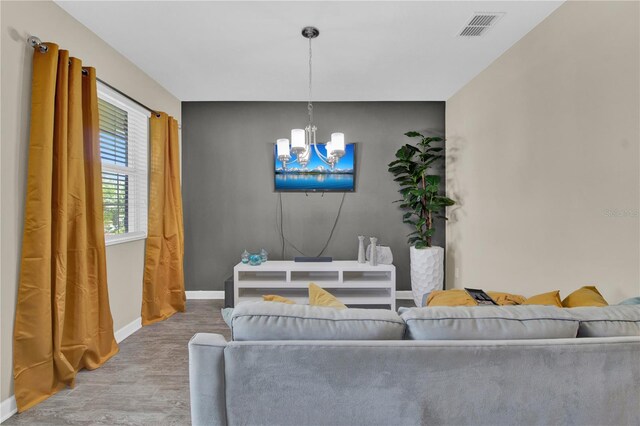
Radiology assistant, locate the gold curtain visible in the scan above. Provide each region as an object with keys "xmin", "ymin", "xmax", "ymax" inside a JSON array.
[
  {"xmin": 141, "ymin": 113, "xmax": 185, "ymax": 325},
  {"xmin": 13, "ymin": 43, "xmax": 119, "ymax": 412}
]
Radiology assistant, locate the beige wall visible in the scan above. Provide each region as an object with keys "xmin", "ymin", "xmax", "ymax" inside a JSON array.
[
  {"xmin": 0, "ymin": 0, "xmax": 181, "ymax": 402},
  {"xmin": 445, "ymin": 1, "xmax": 639, "ymax": 302}
]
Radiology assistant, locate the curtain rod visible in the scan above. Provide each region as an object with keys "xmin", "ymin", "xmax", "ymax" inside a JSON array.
[{"xmin": 27, "ymin": 36, "xmax": 161, "ymax": 118}]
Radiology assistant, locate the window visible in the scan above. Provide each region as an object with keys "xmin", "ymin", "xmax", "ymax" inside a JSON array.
[{"xmin": 98, "ymin": 82, "xmax": 149, "ymax": 245}]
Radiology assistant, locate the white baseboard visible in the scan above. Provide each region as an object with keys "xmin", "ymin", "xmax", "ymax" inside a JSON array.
[
  {"xmin": 0, "ymin": 396, "xmax": 17, "ymax": 424},
  {"xmin": 396, "ymin": 291, "xmax": 413, "ymax": 300},
  {"xmin": 185, "ymin": 291, "xmax": 225, "ymax": 300},
  {"xmin": 114, "ymin": 317, "xmax": 142, "ymax": 343}
]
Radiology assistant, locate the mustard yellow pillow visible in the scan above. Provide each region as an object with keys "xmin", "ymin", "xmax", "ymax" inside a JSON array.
[
  {"xmin": 487, "ymin": 291, "xmax": 526, "ymax": 306},
  {"xmin": 562, "ymin": 286, "xmax": 608, "ymax": 307},
  {"xmin": 427, "ymin": 290, "xmax": 477, "ymax": 307},
  {"xmin": 523, "ymin": 291, "xmax": 563, "ymax": 307},
  {"xmin": 308, "ymin": 283, "xmax": 347, "ymax": 309},
  {"xmin": 263, "ymin": 294, "xmax": 295, "ymax": 304}
]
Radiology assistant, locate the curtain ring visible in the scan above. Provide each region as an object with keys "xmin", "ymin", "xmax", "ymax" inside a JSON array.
[{"xmin": 27, "ymin": 36, "xmax": 48, "ymax": 53}]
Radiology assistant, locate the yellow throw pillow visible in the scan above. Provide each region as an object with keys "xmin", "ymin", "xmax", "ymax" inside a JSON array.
[
  {"xmin": 308, "ymin": 283, "xmax": 347, "ymax": 309},
  {"xmin": 427, "ymin": 290, "xmax": 477, "ymax": 307},
  {"xmin": 523, "ymin": 291, "xmax": 563, "ymax": 307},
  {"xmin": 562, "ymin": 286, "xmax": 608, "ymax": 307},
  {"xmin": 487, "ymin": 291, "xmax": 526, "ymax": 306},
  {"xmin": 263, "ymin": 294, "xmax": 295, "ymax": 304}
]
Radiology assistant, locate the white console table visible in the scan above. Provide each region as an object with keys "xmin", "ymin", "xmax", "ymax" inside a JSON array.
[{"xmin": 233, "ymin": 260, "xmax": 396, "ymax": 310}]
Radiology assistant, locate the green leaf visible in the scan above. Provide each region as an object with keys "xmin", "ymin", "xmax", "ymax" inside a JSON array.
[
  {"xmin": 426, "ymin": 147, "xmax": 444, "ymax": 153},
  {"xmin": 414, "ymin": 241, "xmax": 427, "ymax": 249},
  {"xmin": 425, "ymin": 175, "xmax": 441, "ymax": 186},
  {"xmin": 388, "ymin": 165, "xmax": 408, "ymax": 175},
  {"xmin": 408, "ymin": 236, "xmax": 422, "ymax": 245},
  {"xmin": 433, "ymin": 196, "xmax": 456, "ymax": 207},
  {"xmin": 404, "ymin": 131, "xmax": 422, "ymax": 138}
]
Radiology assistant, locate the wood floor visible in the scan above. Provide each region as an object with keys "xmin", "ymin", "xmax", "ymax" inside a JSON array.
[
  {"xmin": 6, "ymin": 298, "xmax": 414, "ymax": 425},
  {"xmin": 6, "ymin": 300, "xmax": 230, "ymax": 425}
]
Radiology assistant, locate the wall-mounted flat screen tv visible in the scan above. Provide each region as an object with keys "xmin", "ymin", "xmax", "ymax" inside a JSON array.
[{"xmin": 274, "ymin": 143, "xmax": 356, "ymax": 192}]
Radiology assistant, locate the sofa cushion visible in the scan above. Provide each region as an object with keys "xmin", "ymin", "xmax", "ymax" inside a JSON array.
[
  {"xmin": 426, "ymin": 290, "xmax": 477, "ymax": 306},
  {"xmin": 262, "ymin": 294, "xmax": 295, "ymax": 304},
  {"xmin": 562, "ymin": 286, "xmax": 608, "ymax": 307},
  {"xmin": 400, "ymin": 306, "xmax": 579, "ymax": 340},
  {"xmin": 568, "ymin": 306, "xmax": 640, "ymax": 337},
  {"xmin": 487, "ymin": 291, "xmax": 526, "ymax": 306},
  {"xmin": 308, "ymin": 283, "xmax": 347, "ymax": 309},
  {"xmin": 523, "ymin": 290, "xmax": 563, "ymax": 307},
  {"xmin": 230, "ymin": 301, "xmax": 405, "ymax": 341}
]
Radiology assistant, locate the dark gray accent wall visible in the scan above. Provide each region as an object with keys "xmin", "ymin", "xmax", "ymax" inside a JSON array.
[{"xmin": 182, "ymin": 102, "xmax": 445, "ymax": 291}]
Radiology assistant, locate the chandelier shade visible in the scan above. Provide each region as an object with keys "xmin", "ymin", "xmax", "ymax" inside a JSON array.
[{"xmin": 291, "ymin": 129, "xmax": 306, "ymax": 152}]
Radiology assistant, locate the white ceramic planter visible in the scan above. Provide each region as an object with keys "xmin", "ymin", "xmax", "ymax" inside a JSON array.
[{"xmin": 410, "ymin": 245, "xmax": 444, "ymax": 307}]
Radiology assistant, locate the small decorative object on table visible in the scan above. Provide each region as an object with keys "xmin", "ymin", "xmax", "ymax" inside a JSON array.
[
  {"xmin": 249, "ymin": 254, "xmax": 262, "ymax": 266},
  {"xmin": 241, "ymin": 250, "xmax": 250, "ymax": 264},
  {"xmin": 368, "ymin": 237, "xmax": 378, "ymax": 266},
  {"xmin": 367, "ymin": 244, "xmax": 393, "ymax": 265},
  {"xmin": 260, "ymin": 248, "xmax": 268, "ymax": 262},
  {"xmin": 357, "ymin": 236, "xmax": 366, "ymax": 264}
]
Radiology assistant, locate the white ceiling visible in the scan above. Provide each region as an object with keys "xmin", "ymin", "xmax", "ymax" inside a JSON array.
[{"xmin": 56, "ymin": 1, "xmax": 563, "ymax": 101}]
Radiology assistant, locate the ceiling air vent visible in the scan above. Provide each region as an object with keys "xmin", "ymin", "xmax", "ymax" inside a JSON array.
[{"xmin": 459, "ymin": 12, "xmax": 504, "ymax": 37}]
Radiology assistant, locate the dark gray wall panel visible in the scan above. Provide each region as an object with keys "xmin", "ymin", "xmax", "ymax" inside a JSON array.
[{"xmin": 182, "ymin": 102, "xmax": 445, "ymax": 291}]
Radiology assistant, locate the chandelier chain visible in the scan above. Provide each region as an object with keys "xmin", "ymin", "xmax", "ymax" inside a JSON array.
[{"xmin": 307, "ymin": 34, "xmax": 313, "ymax": 126}]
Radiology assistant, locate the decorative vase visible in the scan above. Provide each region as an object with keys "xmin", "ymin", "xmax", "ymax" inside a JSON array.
[
  {"xmin": 249, "ymin": 254, "xmax": 262, "ymax": 266},
  {"xmin": 357, "ymin": 236, "xmax": 366, "ymax": 264},
  {"xmin": 260, "ymin": 248, "xmax": 268, "ymax": 262},
  {"xmin": 241, "ymin": 250, "xmax": 250, "ymax": 264},
  {"xmin": 369, "ymin": 237, "xmax": 378, "ymax": 266},
  {"xmin": 367, "ymin": 245, "xmax": 393, "ymax": 265},
  {"xmin": 410, "ymin": 245, "xmax": 444, "ymax": 307}
]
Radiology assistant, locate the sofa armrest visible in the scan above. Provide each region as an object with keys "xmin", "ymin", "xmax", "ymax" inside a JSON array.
[{"xmin": 189, "ymin": 333, "xmax": 228, "ymax": 426}]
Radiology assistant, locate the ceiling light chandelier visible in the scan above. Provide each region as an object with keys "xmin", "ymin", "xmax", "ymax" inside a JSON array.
[{"xmin": 276, "ymin": 26, "xmax": 345, "ymax": 170}]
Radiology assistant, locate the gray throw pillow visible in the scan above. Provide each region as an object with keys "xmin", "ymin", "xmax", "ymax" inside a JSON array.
[
  {"xmin": 221, "ymin": 308, "xmax": 233, "ymax": 328},
  {"xmin": 618, "ymin": 296, "xmax": 640, "ymax": 305}
]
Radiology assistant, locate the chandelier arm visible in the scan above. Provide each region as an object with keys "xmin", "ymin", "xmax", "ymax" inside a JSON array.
[{"xmin": 312, "ymin": 140, "xmax": 333, "ymax": 166}]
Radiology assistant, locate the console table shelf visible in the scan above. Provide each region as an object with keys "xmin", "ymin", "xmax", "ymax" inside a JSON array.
[{"xmin": 233, "ymin": 260, "xmax": 396, "ymax": 310}]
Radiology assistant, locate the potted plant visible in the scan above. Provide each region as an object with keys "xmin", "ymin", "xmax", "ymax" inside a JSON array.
[{"xmin": 388, "ymin": 131, "xmax": 456, "ymax": 306}]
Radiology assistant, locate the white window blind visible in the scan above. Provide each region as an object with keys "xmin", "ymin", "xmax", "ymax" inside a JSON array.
[{"xmin": 97, "ymin": 82, "xmax": 149, "ymax": 246}]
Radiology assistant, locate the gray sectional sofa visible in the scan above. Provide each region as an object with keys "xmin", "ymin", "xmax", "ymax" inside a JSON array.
[{"xmin": 189, "ymin": 302, "xmax": 640, "ymax": 426}]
